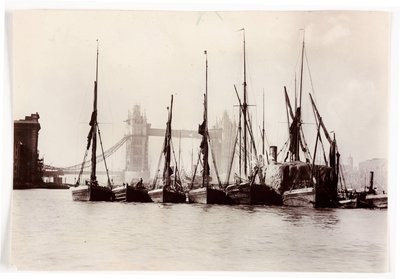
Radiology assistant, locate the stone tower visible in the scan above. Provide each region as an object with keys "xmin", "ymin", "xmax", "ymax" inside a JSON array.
[
  {"xmin": 14, "ymin": 113, "xmax": 43, "ymax": 186},
  {"xmin": 124, "ymin": 105, "xmax": 150, "ymax": 183}
]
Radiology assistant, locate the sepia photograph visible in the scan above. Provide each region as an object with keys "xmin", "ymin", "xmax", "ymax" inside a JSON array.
[{"xmin": 6, "ymin": 7, "xmax": 392, "ymax": 273}]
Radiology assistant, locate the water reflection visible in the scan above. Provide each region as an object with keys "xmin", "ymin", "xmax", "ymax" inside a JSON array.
[
  {"xmin": 12, "ymin": 190, "xmax": 388, "ymax": 272},
  {"xmin": 311, "ymin": 209, "xmax": 340, "ymax": 228},
  {"xmin": 277, "ymin": 207, "xmax": 340, "ymax": 229}
]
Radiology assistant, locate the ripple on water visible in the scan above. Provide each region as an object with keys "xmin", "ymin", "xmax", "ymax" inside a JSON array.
[{"xmin": 11, "ymin": 189, "xmax": 388, "ymax": 272}]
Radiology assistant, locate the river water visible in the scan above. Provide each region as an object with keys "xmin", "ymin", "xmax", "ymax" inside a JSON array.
[{"xmin": 11, "ymin": 189, "xmax": 388, "ymax": 272}]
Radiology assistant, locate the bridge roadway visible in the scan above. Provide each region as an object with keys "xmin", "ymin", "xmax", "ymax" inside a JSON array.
[
  {"xmin": 43, "ymin": 127, "xmax": 222, "ymax": 176},
  {"xmin": 148, "ymin": 127, "xmax": 222, "ymax": 139},
  {"xmin": 43, "ymin": 169, "xmax": 124, "ymax": 176}
]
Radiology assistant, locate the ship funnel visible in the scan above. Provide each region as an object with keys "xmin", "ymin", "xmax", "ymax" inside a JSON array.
[
  {"xmin": 369, "ymin": 171, "xmax": 374, "ymax": 191},
  {"xmin": 270, "ymin": 146, "xmax": 277, "ymax": 163}
]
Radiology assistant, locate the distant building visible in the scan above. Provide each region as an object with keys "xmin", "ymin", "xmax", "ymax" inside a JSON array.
[
  {"xmin": 14, "ymin": 113, "xmax": 43, "ymax": 187},
  {"xmin": 124, "ymin": 105, "xmax": 150, "ymax": 183},
  {"xmin": 212, "ymin": 110, "xmax": 236, "ymax": 179}
]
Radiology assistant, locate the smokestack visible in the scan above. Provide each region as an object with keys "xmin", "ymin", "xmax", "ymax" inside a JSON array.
[
  {"xmin": 270, "ymin": 146, "xmax": 277, "ymax": 163},
  {"xmin": 369, "ymin": 171, "xmax": 374, "ymax": 191}
]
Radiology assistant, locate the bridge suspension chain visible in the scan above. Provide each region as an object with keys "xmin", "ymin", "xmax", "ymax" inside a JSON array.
[{"xmin": 61, "ymin": 135, "xmax": 132, "ymax": 171}]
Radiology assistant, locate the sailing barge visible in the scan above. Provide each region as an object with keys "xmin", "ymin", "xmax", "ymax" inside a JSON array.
[
  {"xmin": 224, "ymin": 29, "xmax": 280, "ymax": 205},
  {"xmin": 264, "ymin": 35, "xmax": 338, "ymax": 208},
  {"xmin": 148, "ymin": 95, "xmax": 186, "ymax": 203},
  {"xmin": 72, "ymin": 41, "xmax": 114, "ymax": 202},
  {"xmin": 188, "ymin": 51, "xmax": 232, "ymax": 205}
]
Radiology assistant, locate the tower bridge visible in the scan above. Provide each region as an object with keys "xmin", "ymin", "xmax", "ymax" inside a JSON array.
[
  {"xmin": 44, "ymin": 105, "xmax": 235, "ymax": 184},
  {"xmin": 124, "ymin": 105, "xmax": 225, "ymax": 183}
]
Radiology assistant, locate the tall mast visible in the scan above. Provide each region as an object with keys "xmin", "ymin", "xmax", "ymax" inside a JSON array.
[
  {"xmin": 241, "ymin": 28, "xmax": 248, "ymax": 176},
  {"xmin": 164, "ymin": 95, "xmax": 173, "ymax": 187},
  {"xmin": 294, "ymin": 73, "xmax": 297, "ymax": 111},
  {"xmin": 299, "ymin": 31, "xmax": 305, "ymax": 109},
  {"xmin": 238, "ymin": 109, "xmax": 242, "ymax": 176},
  {"xmin": 262, "ymin": 89, "xmax": 265, "ymax": 156},
  {"xmin": 90, "ymin": 40, "xmax": 99, "ymax": 183},
  {"xmin": 203, "ymin": 50, "xmax": 209, "ymax": 188},
  {"xmin": 178, "ymin": 131, "xmax": 181, "ymax": 174},
  {"xmin": 296, "ymin": 31, "xmax": 305, "ymax": 161}
]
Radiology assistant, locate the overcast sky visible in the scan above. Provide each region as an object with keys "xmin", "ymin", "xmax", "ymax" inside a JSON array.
[{"xmin": 12, "ymin": 10, "xmax": 390, "ymax": 171}]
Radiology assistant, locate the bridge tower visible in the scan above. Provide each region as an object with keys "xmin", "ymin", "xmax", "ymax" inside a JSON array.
[{"xmin": 124, "ymin": 105, "xmax": 150, "ymax": 183}]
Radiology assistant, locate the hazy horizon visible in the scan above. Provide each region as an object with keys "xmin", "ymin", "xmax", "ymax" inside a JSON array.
[{"xmin": 12, "ymin": 10, "xmax": 390, "ymax": 172}]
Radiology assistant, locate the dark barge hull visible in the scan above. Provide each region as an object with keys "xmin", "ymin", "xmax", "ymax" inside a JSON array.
[
  {"xmin": 188, "ymin": 187, "xmax": 233, "ymax": 204},
  {"xmin": 365, "ymin": 194, "xmax": 388, "ymax": 209},
  {"xmin": 126, "ymin": 185, "xmax": 152, "ymax": 202},
  {"xmin": 148, "ymin": 188, "xmax": 186, "ymax": 203},
  {"xmin": 112, "ymin": 186, "xmax": 126, "ymax": 202},
  {"xmin": 72, "ymin": 185, "xmax": 114, "ymax": 202},
  {"xmin": 112, "ymin": 186, "xmax": 152, "ymax": 202},
  {"xmin": 338, "ymin": 198, "xmax": 358, "ymax": 208},
  {"xmin": 226, "ymin": 183, "xmax": 282, "ymax": 205},
  {"xmin": 283, "ymin": 185, "xmax": 337, "ymax": 208},
  {"xmin": 283, "ymin": 187, "xmax": 315, "ymax": 208}
]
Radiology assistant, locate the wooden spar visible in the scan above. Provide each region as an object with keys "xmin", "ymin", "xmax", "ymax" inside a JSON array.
[
  {"xmin": 238, "ymin": 101, "xmax": 242, "ymax": 177},
  {"xmin": 296, "ymin": 33, "xmax": 305, "ymax": 162},
  {"xmin": 203, "ymin": 50, "xmax": 209, "ymax": 188},
  {"xmin": 310, "ymin": 118, "xmax": 322, "ymax": 185},
  {"xmin": 225, "ymin": 111, "xmax": 240, "ymax": 186},
  {"xmin": 152, "ymin": 147, "xmax": 164, "ymax": 189},
  {"xmin": 299, "ymin": 32, "xmax": 305, "ymax": 110},
  {"xmin": 309, "ymin": 93, "xmax": 333, "ymax": 145},
  {"xmin": 295, "ymin": 73, "xmax": 297, "ymax": 110},
  {"xmin": 178, "ymin": 131, "xmax": 181, "ymax": 173},
  {"xmin": 164, "ymin": 95, "xmax": 174, "ymax": 187},
  {"xmin": 97, "ymin": 124, "xmax": 112, "ymax": 188},
  {"xmin": 284, "ymin": 86, "xmax": 294, "ymax": 154},
  {"xmin": 284, "ymin": 86, "xmax": 295, "ymax": 120},
  {"xmin": 262, "ymin": 89, "xmax": 265, "ymax": 156},
  {"xmin": 90, "ymin": 40, "xmax": 99, "ymax": 184},
  {"xmin": 203, "ymin": 51, "xmax": 222, "ymax": 187},
  {"xmin": 234, "ymin": 85, "xmax": 258, "ymax": 160},
  {"xmin": 208, "ymin": 136, "xmax": 222, "ymax": 187},
  {"xmin": 241, "ymin": 28, "xmax": 248, "ymax": 176}
]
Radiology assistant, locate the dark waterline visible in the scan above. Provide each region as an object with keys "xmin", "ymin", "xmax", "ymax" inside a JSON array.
[{"xmin": 11, "ymin": 189, "xmax": 388, "ymax": 272}]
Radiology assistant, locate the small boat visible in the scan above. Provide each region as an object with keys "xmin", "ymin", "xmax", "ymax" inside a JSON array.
[
  {"xmin": 112, "ymin": 179, "xmax": 152, "ymax": 202},
  {"xmin": 188, "ymin": 50, "xmax": 231, "ymax": 205},
  {"xmin": 72, "ymin": 41, "xmax": 114, "ymax": 202},
  {"xmin": 338, "ymin": 198, "xmax": 358, "ymax": 209},
  {"xmin": 337, "ymin": 189, "xmax": 358, "ymax": 209},
  {"xmin": 148, "ymin": 95, "xmax": 186, "ymax": 203},
  {"xmin": 358, "ymin": 171, "xmax": 388, "ymax": 209}
]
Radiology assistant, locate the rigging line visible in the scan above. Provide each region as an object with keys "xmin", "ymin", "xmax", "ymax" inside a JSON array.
[
  {"xmin": 234, "ymin": 85, "xmax": 258, "ymax": 160},
  {"xmin": 225, "ymin": 122, "xmax": 240, "ymax": 186},
  {"xmin": 170, "ymin": 139, "xmax": 182, "ymax": 191},
  {"xmin": 190, "ymin": 151, "xmax": 202, "ymax": 190},
  {"xmin": 75, "ymin": 149, "xmax": 89, "ymax": 186},
  {"xmin": 152, "ymin": 142, "xmax": 165, "ymax": 190},
  {"xmin": 299, "ymin": 126, "xmax": 313, "ymax": 162},
  {"xmin": 339, "ymin": 163, "xmax": 347, "ymax": 190},
  {"xmin": 286, "ymin": 44, "xmax": 304, "ymax": 101},
  {"xmin": 277, "ymin": 137, "xmax": 290, "ymax": 156},
  {"xmin": 96, "ymin": 123, "xmax": 112, "ymax": 188},
  {"xmin": 310, "ymin": 101, "xmax": 328, "ymax": 165},
  {"xmin": 304, "ymin": 48, "xmax": 317, "ymax": 102},
  {"xmin": 207, "ymin": 132, "xmax": 222, "ymax": 188}
]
